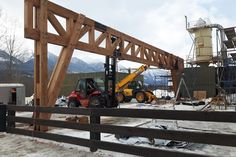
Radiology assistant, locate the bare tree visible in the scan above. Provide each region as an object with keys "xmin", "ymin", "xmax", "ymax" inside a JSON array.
[
  {"xmin": 4, "ymin": 33, "xmax": 22, "ymax": 81},
  {"xmin": 0, "ymin": 9, "xmax": 31, "ymax": 82},
  {"xmin": 0, "ymin": 8, "xmax": 5, "ymax": 47}
]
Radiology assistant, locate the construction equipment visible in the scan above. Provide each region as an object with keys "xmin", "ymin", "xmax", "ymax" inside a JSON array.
[
  {"xmin": 116, "ymin": 65, "xmax": 157, "ymax": 103},
  {"xmin": 67, "ymin": 48, "xmax": 119, "ymax": 108},
  {"xmin": 67, "ymin": 78, "xmax": 118, "ymax": 108}
]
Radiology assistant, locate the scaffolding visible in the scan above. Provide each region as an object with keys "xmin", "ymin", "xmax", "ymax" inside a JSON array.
[{"xmin": 220, "ymin": 27, "xmax": 236, "ymax": 103}]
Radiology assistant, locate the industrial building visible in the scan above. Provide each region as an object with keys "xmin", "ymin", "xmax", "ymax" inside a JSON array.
[{"xmin": 179, "ymin": 18, "xmax": 236, "ymax": 102}]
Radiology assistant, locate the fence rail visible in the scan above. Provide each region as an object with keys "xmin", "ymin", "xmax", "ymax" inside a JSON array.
[
  {"xmin": 6, "ymin": 105, "xmax": 236, "ymax": 122},
  {"xmin": 1, "ymin": 105, "xmax": 236, "ymax": 157}
]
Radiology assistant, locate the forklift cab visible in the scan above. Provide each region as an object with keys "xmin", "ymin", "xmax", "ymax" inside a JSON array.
[
  {"xmin": 67, "ymin": 78, "xmax": 102, "ymax": 107},
  {"xmin": 128, "ymin": 81, "xmax": 142, "ymax": 90},
  {"xmin": 75, "ymin": 78, "xmax": 99, "ymax": 97}
]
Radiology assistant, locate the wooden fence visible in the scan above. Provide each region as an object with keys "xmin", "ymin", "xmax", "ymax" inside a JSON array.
[{"xmin": 1, "ymin": 105, "xmax": 236, "ymax": 157}]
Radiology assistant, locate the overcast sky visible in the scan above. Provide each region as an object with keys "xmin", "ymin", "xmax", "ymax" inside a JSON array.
[{"xmin": 0, "ymin": 0, "xmax": 236, "ymax": 67}]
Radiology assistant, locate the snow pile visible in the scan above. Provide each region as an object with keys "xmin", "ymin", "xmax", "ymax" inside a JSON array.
[
  {"xmin": 25, "ymin": 95, "xmax": 68, "ymax": 107},
  {"xmin": 153, "ymin": 89, "xmax": 175, "ymax": 99},
  {"xmin": 55, "ymin": 96, "xmax": 68, "ymax": 107},
  {"xmin": 25, "ymin": 94, "xmax": 34, "ymax": 106}
]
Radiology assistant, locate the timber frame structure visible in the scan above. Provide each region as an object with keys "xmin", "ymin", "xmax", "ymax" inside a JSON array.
[{"xmin": 24, "ymin": 0, "xmax": 184, "ymax": 129}]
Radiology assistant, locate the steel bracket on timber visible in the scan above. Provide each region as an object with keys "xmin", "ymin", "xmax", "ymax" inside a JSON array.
[{"xmin": 24, "ymin": 0, "xmax": 184, "ymax": 130}]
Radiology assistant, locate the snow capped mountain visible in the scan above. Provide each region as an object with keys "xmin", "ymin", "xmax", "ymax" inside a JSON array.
[
  {"xmin": 0, "ymin": 50, "xmax": 168, "ymax": 85},
  {"xmin": 0, "ymin": 49, "xmax": 23, "ymax": 64},
  {"xmin": 20, "ymin": 52, "xmax": 105, "ymax": 74},
  {"xmin": 0, "ymin": 50, "xmax": 23, "ymax": 71}
]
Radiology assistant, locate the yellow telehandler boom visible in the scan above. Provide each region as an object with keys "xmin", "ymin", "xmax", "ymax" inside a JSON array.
[
  {"xmin": 116, "ymin": 65, "xmax": 157, "ymax": 103},
  {"xmin": 116, "ymin": 65, "xmax": 149, "ymax": 92}
]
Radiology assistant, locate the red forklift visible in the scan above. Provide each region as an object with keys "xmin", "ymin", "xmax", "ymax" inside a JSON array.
[
  {"xmin": 67, "ymin": 41, "xmax": 120, "ymax": 108},
  {"xmin": 67, "ymin": 78, "xmax": 117, "ymax": 108}
]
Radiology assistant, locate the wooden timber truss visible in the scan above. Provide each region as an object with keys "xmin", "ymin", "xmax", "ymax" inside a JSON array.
[{"xmin": 24, "ymin": 0, "xmax": 184, "ymax": 128}]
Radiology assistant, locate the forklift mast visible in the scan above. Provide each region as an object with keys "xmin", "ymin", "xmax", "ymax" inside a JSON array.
[
  {"xmin": 104, "ymin": 49, "xmax": 120, "ymax": 105},
  {"xmin": 104, "ymin": 37, "xmax": 121, "ymax": 105}
]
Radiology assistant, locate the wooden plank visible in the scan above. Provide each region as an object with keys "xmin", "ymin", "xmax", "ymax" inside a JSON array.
[
  {"xmin": 36, "ymin": 0, "xmax": 49, "ymax": 131},
  {"xmin": 66, "ymin": 18, "xmax": 74, "ymax": 37},
  {"xmin": 89, "ymin": 26, "xmax": 95, "ymax": 44},
  {"xmin": 47, "ymin": 32, "xmax": 67, "ymax": 46},
  {"xmin": 105, "ymin": 33, "xmax": 111, "ymax": 49},
  {"xmin": 76, "ymin": 42, "xmax": 112, "ymax": 56},
  {"xmin": 95, "ymin": 32, "xmax": 107, "ymax": 46},
  {"xmin": 134, "ymin": 46, "xmax": 141, "ymax": 56},
  {"xmin": 6, "ymin": 105, "xmax": 236, "ymax": 123},
  {"xmin": 8, "ymin": 116, "xmax": 236, "ymax": 147},
  {"xmin": 6, "ymin": 127, "xmax": 210, "ymax": 157},
  {"xmin": 0, "ymin": 105, "xmax": 6, "ymax": 132},
  {"xmin": 29, "ymin": 0, "xmax": 78, "ymax": 20},
  {"xmin": 33, "ymin": 6, "xmax": 40, "ymax": 113},
  {"xmin": 7, "ymin": 127, "xmax": 91, "ymax": 147},
  {"xmin": 123, "ymin": 42, "xmax": 132, "ymax": 54},
  {"xmin": 7, "ymin": 105, "xmax": 91, "ymax": 115},
  {"xmin": 92, "ymin": 108, "xmax": 236, "ymax": 123},
  {"xmin": 144, "ymin": 49, "xmax": 151, "ymax": 61},
  {"xmin": 38, "ymin": 0, "xmax": 48, "ymax": 106},
  {"xmin": 48, "ymin": 1, "xmax": 78, "ymax": 20},
  {"xmin": 111, "ymin": 38, "xmax": 121, "ymax": 51},
  {"xmin": 131, "ymin": 44, "xmax": 135, "ymax": 56},
  {"xmin": 171, "ymin": 69, "xmax": 180, "ymax": 93},
  {"xmin": 140, "ymin": 46, "xmax": 144, "ymax": 59},
  {"xmin": 24, "ymin": 28, "xmax": 40, "ymax": 40},
  {"xmin": 24, "ymin": 0, "xmax": 33, "ymax": 29},
  {"xmin": 27, "ymin": 0, "xmax": 40, "ymax": 7},
  {"xmin": 78, "ymin": 25, "xmax": 89, "ymax": 41},
  {"xmin": 48, "ymin": 11, "xmax": 66, "ymax": 37}
]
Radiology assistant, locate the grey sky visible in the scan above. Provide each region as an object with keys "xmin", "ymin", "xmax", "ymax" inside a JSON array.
[{"xmin": 0, "ymin": 0, "xmax": 236, "ymax": 67}]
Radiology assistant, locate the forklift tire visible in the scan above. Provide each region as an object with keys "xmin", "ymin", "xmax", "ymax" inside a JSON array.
[
  {"xmin": 145, "ymin": 91, "xmax": 155, "ymax": 103},
  {"xmin": 89, "ymin": 96, "xmax": 102, "ymax": 108},
  {"xmin": 116, "ymin": 93, "xmax": 125, "ymax": 103},
  {"xmin": 68, "ymin": 100, "xmax": 79, "ymax": 108},
  {"xmin": 135, "ymin": 91, "xmax": 146, "ymax": 103},
  {"xmin": 124, "ymin": 97, "xmax": 132, "ymax": 103}
]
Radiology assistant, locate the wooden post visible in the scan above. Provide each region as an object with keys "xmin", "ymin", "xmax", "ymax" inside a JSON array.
[
  {"xmin": 0, "ymin": 105, "xmax": 6, "ymax": 132},
  {"xmin": 90, "ymin": 109, "xmax": 101, "ymax": 152},
  {"xmin": 35, "ymin": 0, "xmax": 49, "ymax": 131},
  {"xmin": 7, "ymin": 104, "xmax": 16, "ymax": 128},
  {"xmin": 33, "ymin": 5, "xmax": 40, "ymax": 124}
]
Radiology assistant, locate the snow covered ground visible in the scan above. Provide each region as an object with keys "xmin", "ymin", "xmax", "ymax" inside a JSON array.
[{"xmin": 1, "ymin": 101, "xmax": 236, "ymax": 157}]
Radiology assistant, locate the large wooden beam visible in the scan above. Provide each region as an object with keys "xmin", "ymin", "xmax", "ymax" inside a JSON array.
[{"xmin": 36, "ymin": 0, "xmax": 49, "ymax": 131}]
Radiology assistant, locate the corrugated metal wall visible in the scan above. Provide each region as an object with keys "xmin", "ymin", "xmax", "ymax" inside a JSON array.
[{"xmin": 180, "ymin": 67, "xmax": 216, "ymax": 98}]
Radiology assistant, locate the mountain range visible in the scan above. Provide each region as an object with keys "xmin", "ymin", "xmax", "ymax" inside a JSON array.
[{"xmin": 0, "ymin": 50, "xmax": 169, "ymax": 85}]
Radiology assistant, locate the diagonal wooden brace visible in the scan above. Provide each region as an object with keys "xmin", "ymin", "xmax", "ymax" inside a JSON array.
[{"xmin": 47, "ymin": 14, "xmax": 85, "ymax": 107}]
